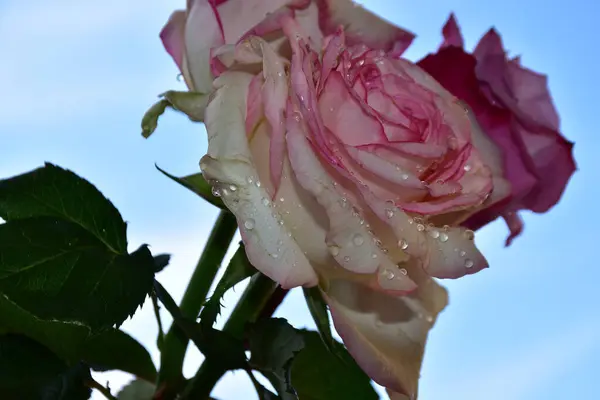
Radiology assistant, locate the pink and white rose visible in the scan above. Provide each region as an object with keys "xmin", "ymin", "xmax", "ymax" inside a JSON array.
[{"xmin": 159, "ymin": 1, "xmax": 573, "ymax": 398}]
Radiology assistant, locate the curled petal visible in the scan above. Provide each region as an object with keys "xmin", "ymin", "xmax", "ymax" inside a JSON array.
[
  {"xmin": 201, "ymin": 71, "xmax": 318, "ymax": 288},
  {"xmin": 286, "ymin": 114, "xmax": 416, "ymax": 292},
  {"xmin": 323, "ymin": 267, "xmax": 448, "ymax": 398},
  {"xmin": 316, "ymin": 0, "xmax": 415, "ymax": 56}
]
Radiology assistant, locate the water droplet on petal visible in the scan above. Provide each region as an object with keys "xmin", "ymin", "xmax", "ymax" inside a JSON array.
[
  {"xmin": 246, "ymin": 176, "xmax": 254, "ymax": 184},
  {"xmin": 371, "ymin": 253, "xmax": 378, "ymax": 259},
  {"xmin": 465, "ymin": 258, "xmax": 474, "ymax": 268},
  {"xmin": 401, "ymin": 173, "xmax": 409, "ymax": 180},
  {"xmin": 262, "ymin": 198, "xmax": 270, "ymax": 206},
  {"xmin": 229, "ymin": 184, "xmax": 237, "ymax": 192},
  {"xmin": 255, "ymin": 180, "xmax": 262, "ymax": 188},
  {"xmin": 211, "ymin": 187, "xmax": 222, "ymax": 197},
  {"xmin": 398, "ymin": 239, "xmax": 408, "ymax": 250},
  {"xmin": 279, "ymin": 197, "xmax": 285, "ymax": 202},
  {"xmin": 464, "ymin": 229, "xmax": 474, "ymax": 240},
  {"xmin": 244, "ymin": 219, "xmax": 255, "ymax": 230},
  {"xmin": 382, "ymin": 268, "xmax": 395, "ymax": 280},
  {"xmin": 399, "ymin": 268, "xmax": 407, "ymax": 275},
  {"xmin": 352, "ymin": 234, "xmax": 364, "ymax": 246},
  {"xmin": 329, "ymin": 245, "xmax": 340, "ymax": 256},
  {"xmin": 439, "ymin": 232, "xmax": 449, "ymax": 242},
  {"xmin": 459, "ymin": 250, "xmax": 466, "ymax": 257},
  {"xmin": 463, "ymin": 164, "xmax": 472, "ymax": 172},
  {"xmin": 429, "ymin": 230, "xmax": 440, "ymax": 239},
  {"xmin": 385, "ymin": 209, "xmax": 394, "ymax": 219},
  {"xmin": 343, "ymin": 256, "xmax": 351, "ymax": 262},
  {"xmin": 417, "ymin": 224, "xmax": 425, "ymax": 232}
]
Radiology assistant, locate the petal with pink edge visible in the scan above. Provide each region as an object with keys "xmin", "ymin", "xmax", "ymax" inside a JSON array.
[
  {"xmin": 201, "ymin": 71, "xmax": 318, "ymax": 289},
  {"xmin": 286, "ymin": 113, "xmax": 416, "ymax": 292},
  {"xmin": 316, "ymin": 0, "xmax": 415, "ymax": 55}
]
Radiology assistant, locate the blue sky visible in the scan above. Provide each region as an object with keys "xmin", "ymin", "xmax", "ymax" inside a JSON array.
[{"xmin": 1, "ymin": 0, "xmax": 599, "ymax": 399}]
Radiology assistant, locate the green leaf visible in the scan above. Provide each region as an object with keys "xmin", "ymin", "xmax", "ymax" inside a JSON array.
[
  {"xmin": 117, "ymin": 379, "xmax": 155, "ymax": 400},
  {"xmin": 0, "ymin": 217, "xmax": 155, "ymax": 358},
  {"xmin": 141, "ymin": 91, "xmax": 208, "ymax": 138},
  {"xmin": 41, "ymin": 363, "xmax": 92, "ymax": 400},
  {"xmin": 83, "ymin": 329, "xmax": 157, "ymax": 382},
  {"xmin": 0, "ymin": 334, "xmax": 69, "ymax": 398},
  {"xmin": 302, "ymin": 287, "xmax": 338, "ymax": 357},
  {"xmin": 290, "ymin": 332, "xmax": 378, "ymax": 400},
  {"xmin": 0, "ymin": 335, "xmax": 92, "ymax": 400},
  {"xmin": 0, "ymin": 163, "xmax": 127, "ymax": 254},
  {"xmin": 248, "ymin": 318, "xmax": 305, "ymax": 399},
  {"xmin": 155, "ymin": 165, "xmax": 225, "ymax": 209},
  {"xmin": 200, "ymin": 244, "xmax": 256, "ymax": 328},
  {"xmin": 153, "ymin": 254, "xmax": 171, "ymax": 273},
  {"xmin": 247, "ymin": 371, "xmax": 281, "ymax": 400},
  {"xmin": 141, "ymin": 99, "xmax": 170, "ymax": 138},
  {"xmin": 154, "ymin": 281, "xmax": 247, "ymax": 370}
]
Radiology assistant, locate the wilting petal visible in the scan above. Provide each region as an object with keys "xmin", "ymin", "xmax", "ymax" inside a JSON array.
[
  {"xmin": 201, "ymin": 71, "xmax": 318, "ymax": 288},
  {"xmin": 316, "ymin": 0, "xmax": 414, "ymax": 55},
  {"xmin": 323, "ymin": 267, "xmax": 448, "ymax": 398}
]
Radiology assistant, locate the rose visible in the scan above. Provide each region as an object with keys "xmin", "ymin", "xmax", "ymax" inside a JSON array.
[
  {"xmin": 417, "ymin": 14, "xmax": 576, "ymax": 245},
  {"xmin": 161, "ymin": 1, "xmax": 509, "ymax": 397}
]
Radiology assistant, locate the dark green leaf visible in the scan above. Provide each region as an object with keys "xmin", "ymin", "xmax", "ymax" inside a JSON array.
[
  {"xmin": 154, "ymin": 281, "xmax": 247, "ymax": 370},
  {"xmin": 83, "ymin": 329, "xmax": 157, "ymax": 382},
  {"xmin": 0, "ymin": 334, "xmax": 68, "ymax": 398},
  {"xmin": 153, "ymin": 254, "xmax": 171, "ymax": 273},
  {"xmin": 117, "ymin": 379, "xmax": 155, "ymax": 400},
  {"xmin": 247, "ymin": 371, "xmax": 281, "ymax": 400},
  {"xmin": 291, "ymin": 332, "xmax": 378, "ymax": 400},
  {"xmin": 200, "ymin": 244, "xmax": 255, "ymax": 328},
  {"xmin": 302, "ymin": 287, "xmax": 338, "ymax": 357},
  {"xmin": 0, "ymin": 217, "xmax": 155, "ymax": 357},
  {"xmin": 41, "ymin": 363, "xmax": 92, "ymax": 400},
  {"xmin": 0, "ymin": 163, "xmax": 127, "ymax": 254},
  {"xmin": 155, "ymin": 165, "xmax": 225, "ymax": 209},
  {"xmin": 249, "ymin": 318, "xmax": 305, "ymax": 399}
]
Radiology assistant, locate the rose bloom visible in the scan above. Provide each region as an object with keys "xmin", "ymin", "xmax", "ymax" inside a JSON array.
[
  {"xmin": 160, "ymin": 1, "xmax": 574, "ymax": 398},
  {"xmin": 417, "ymin": 14, "xmax": 576, "ymax": 245}
]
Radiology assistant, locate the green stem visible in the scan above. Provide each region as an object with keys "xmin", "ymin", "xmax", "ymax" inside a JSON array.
[
  {"xmin": 157, "ymin": 210, "xmax": 238, "ymax": 392},
  {"xmin": 182, "ymin": 273, "xmax": 278, "ymax": 399}
]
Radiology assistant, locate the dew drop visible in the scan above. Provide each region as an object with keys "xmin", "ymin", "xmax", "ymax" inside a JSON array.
[
  {"xmin": 416, "ymin": 224, "xmax": 425, "ymax": 232},
  {"xmin": 343, "ymin": 256, "xmax": 351, "ymax": 262},
  {"xmin": 429, "ymin": 230, "xmax": 440, "ymax": 239},
  {"xmin": 459, "ymin": 250, "xmax": 466, "ymax": 257},
  {"xmin": 279, "ymin": 197, "xmax": 285, "ymax": 202},
  {"xmin": 399, "ymin": 268, "xmax": 407, "ymax": 276},
  {"xmin": 385, "ymin": 209, "xmax": 395, "ymax": 219},
  {"xmin": 464, "ymin": 258, "xmax": 474, "ymax": 268},
  {"xmin": 439, "ymin": 232, "xmax": 449, "ymax": 242},
  {"xmin": 426, "ymin": 315, "xmax": 434, "ymax": 323},
  {"xmin": 246, "ymin": 176, "xmax": 254, "ymax": 184},
  {"xmin": 329, "ymin": 245, "xmax": 340, "ymax": 256},
  {"xmin": 211, "ymin": 187, "xmax": 222, "ymax": 197},
  {"xmin": 255, "ymin": 180, "xmax": 262, "ymax": 188},
  {"xmin": 382, "ymin": 268, "xmax": 395, "ymax": 280},
  {"xmin": 464, "ymin": 229, "xmax": 474, "ymax": 240},
  {"xmin": 352, "ymin": 234, "xmax": 364, "ymax": 246},
  {"xmin": 398, "ymin": 239, "xmax": 409, "ymax": 250},
  {"xmin": 401, "ymin": 173, "xmax": 409, "ymax": 180},
  {"xmin": 463, "ymin": 164, "xmax": 472, "ymax": 172},
  {"xmin": 229, "ymin": 184, "xmax": 237, "ymax": 192},
  {"xmin": 371, "ymin": 253, "xmax": 378, "ymax": 259},
  {"xmin": 261, "ymin": 197, "xmax": 270, "ymax": 206},
  {"xmin": 244, "ymin": 219, "xmax": 255, "ymax": 230},
  {"xmin": 272, "ymin": 253, "xmax": 279, "ymax": 259}
]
